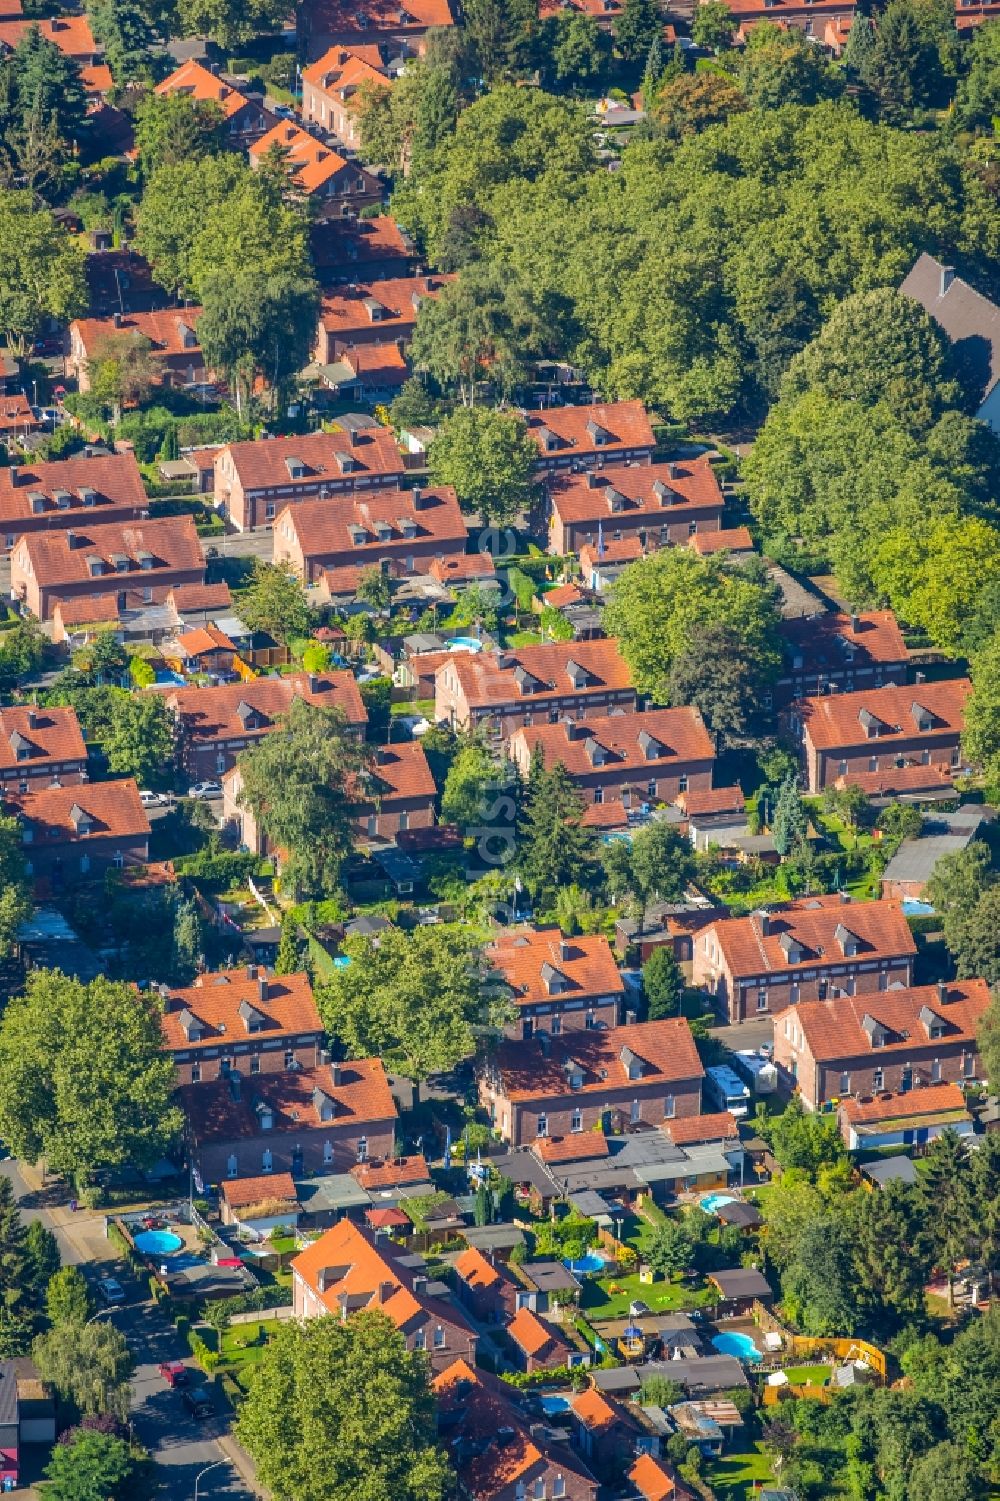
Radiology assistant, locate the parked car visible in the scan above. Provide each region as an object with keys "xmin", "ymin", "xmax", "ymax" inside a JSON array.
[
  {"xmin": 96, "ymin": 1276, "xmax": 125, "ymax": 1306},
  {"xmin": 139, "ymin": 790, "xmax": 169, "ymax": 807},
  {"xmin": 187, "ymin": 781, "xmax": 222, "ymax": 800},
  {"xmin": 158, "ymin": 1362, "xmax": 188, "ymax": 1387},
  {"xmin": 181, "ymin": 1385, "xmax": 214, "ymax": 1419}
]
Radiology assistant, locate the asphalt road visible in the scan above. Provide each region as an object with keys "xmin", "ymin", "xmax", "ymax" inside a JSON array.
[
  {"xmin": 204, "ymin": 531, "xmax": 274, "ymax": 563},
  {"xmin": 1, "ymin": 1158, "xmax": 254, "ymax": 1501}
]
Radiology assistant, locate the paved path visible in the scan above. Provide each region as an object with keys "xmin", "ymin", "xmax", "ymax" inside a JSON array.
[{"xmin": 1, "ymin": 1158, "xmax": 259, "ymax": 1501}]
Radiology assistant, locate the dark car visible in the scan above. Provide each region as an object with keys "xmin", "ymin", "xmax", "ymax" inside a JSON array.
[
  {"xmin": 158, "ymin": 1362, "xmax": 188, "ymax": 1388},
  {"xmin": 181, "ymin": 1385, "xmax": 214, "ymax": 1419}
]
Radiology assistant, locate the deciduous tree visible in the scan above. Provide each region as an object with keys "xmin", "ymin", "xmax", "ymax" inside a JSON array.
[
  {"xmin": 0, "ymin": 191, "xmax": 87, "ymax": 353},
  {"xmin": 238, "ymin": 560, "xmax": 312, "ymax": 644},
  {"xmin": 33, "ymin": 1322, "xmax": 134, "ymax": 1421},
  {"xmin": 428, "ymin": 405, "xmax": 537, "ymax": 523},
  {"xmin": 102, "ymin": 691, "xmax": 175, "ymax": 786},
  {"xmin": 46, "ymin": 1267, "xmax": 92, "ymax": 1328},
  {"xmin": 133, "ymin": 91, "xmax": 224, "ymax": 171},
  {"xmin": 43, "ymin": 1429, "xmax": 139, "ymax": 1501},
  {"xmin": 691, "ymin": 0, "xmax": 736, "ymax": 50}
]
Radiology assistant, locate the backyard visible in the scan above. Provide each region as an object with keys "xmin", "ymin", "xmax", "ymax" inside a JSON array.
[
  {"xmin": 581, "ymin": 1271, "xmax": 718, "ymax": 1322},
  {"xmin": 706, "ymin": 1441, "xmax": 777, "ymax": 1501}
]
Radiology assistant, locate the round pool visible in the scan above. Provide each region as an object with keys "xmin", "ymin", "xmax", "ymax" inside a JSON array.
[
  {"xmin": 564, "ymin": 1253, "xmax": 605, "ymax": 1275},
  {"xmin": 712, "ymin": 1331, "xmax": 761, "ymax": 1362},
  {"xmin": 447, "ymin": 637, "xmax": 483, "ymax": 653},
  {"xmin": 539, "ymin": 1394, "xmax": 571, "ymax": 1416},
  {"xmin": 134, "ymin": 1229, "xmax": 183, "ymax": 1256},
  {"xmin": 700, "ymin": 1192, "xmax": 737, "ymax": 1215}
]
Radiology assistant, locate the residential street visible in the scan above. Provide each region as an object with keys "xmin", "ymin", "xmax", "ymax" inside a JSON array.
[{"xmin": 1, "ymin": 1158, "xmax": 256, "ymax": 1501}]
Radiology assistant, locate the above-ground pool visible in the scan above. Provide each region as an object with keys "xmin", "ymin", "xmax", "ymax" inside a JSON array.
[
  {"xmin": 700, "ymin": 1192, "xmax": 738, "ymax": 1214},
  {"xmin": 712, "ymin": 1331, "xmax": 761, "ymax": 1361},
  {"xmin": 539, "ymin": 1394, "xmax": 571, "ymax": 1416},
  {"xmin": 564, "ymin": 1253, "xmax": 605, "ymax": 1275},
  {"xmin": 447, "ymin": 637, "xmax": 483, "ymax": 653},
  {"xmin": 901, "ymin": 898, "xmax": 935, "ymax": 916},
  {"xmin": 134, "ymin": 1229, "xmax": 183, "ymax": 1256}
]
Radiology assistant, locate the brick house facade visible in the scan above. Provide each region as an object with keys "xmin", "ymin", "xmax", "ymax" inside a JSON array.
[
  {"xmin": 0, "ymin": 453, "xmax": 148, "ymax": 553},
  {"xmin": 772, "ymin": 979, "xmax": 991, "ymax": 1109},
  {"xmin": 774, "ymin": 611, "xmax": 910, "ymax": 709},
  {"xmin": 314, "ymin": 275, "xmax": 454, "ymax": 363},
  {"xmin": 481, "ymin": 1018, "xmax": 704, "ymax": 1147},
  {"xmin": 10, "ymin": 515, "xmax": 204, "ymax": 622},
  {"xmin": 435, "ymin": 640, "xmax": 636, "ymax": 738},
  {"xmin": 0, "ymin": 706, "xmax": 87, "ymax": 793},
  {"xmin": 161, "ymin": 966, "xmax": 324, "ymax": 1086},
  {"xmin": 213, "ymin": 427, "xmax": 405, "ymax": 531},
  {"xmin": 525, "ymin": 400, "xmax": 656, "ymax": 475},
  {"xmin": 547, "ymin": 456, "xmax": 725, "ymax": 556},
  {"xmin": 67, "ymin": 309, "xmax": 206, "ymax": 394},
  {"xmin": 272, "ymin": 485, "xmax": 468, "ymax": 584},
  {"xmin": 181, "ymin": 1058, "xmax": 396, "ymax": 1182},
  {"xmin": 793, "ymin": 678, "xmax": 972, "ymax": 794},
  {"xmin": 11, "ymin": 779, "xmax": 150, "ymax": 887},
  {"xmin": 508, "ymin": 707, "xmax": 716, "ymax": 813},
  {"xmin": 301, "ymin": 45, "xmax": 390, "ymax": 147},
  {"xmin": 487, "ymin": 927, "xmax": 626, "ymax": 1040},
  {"xmin": 692, "ymin": 896, "xmax": 917, "ymax": 1023}
]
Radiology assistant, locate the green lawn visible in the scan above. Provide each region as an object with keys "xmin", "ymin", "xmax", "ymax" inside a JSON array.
[
  {"xmin": 505, "ymin": 630, "xmax": 544, "ymax": 647},
  {"xmin": 581, "ymin": 1271, "xmax": 717, "ymax": 1321},
  {"xmin": 391, "ymin": 698, "xmax": 434, "ymax": 718},
  {"xmin": 781, "ymin": 1363, "xmax": 832, "ymax": 1386},
  {"xmin": 219, "ymin": 1322, "xmax": 274, "ymax": 1370},
  {"xmin": 707, "ymin": 1441, "xmax": 777, "ymax": 1501}
]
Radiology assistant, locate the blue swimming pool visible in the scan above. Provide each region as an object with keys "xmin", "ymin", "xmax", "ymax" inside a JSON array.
[
  {"xmin": 902, "ymin": 898, "xmax": 935, "ymax": 916},
  {"xmin": 564, "ymin": 1253, "xmax": 605, "ymax": 1275},
  {"xmin": 447, "ymin": 637, "xmax": 483, "ymax": 653},
  {"xmin": 712, "ymin": 1331, "xmax": 761, "ymax": 1361},
  {"xmin": 539, "ymin": 1394, "xmax": 571, "ymax": 1416},
  {"xmin": 333, "ymin": 956, "xmax": 352, "ymax": 969},
  {"xmin": 134, "ymin": 1229, "xmax": 183, "ymax": 1256},
  {"xmin": 155, "ymin": 671, "xmax": 187, "ymax": 686},
  {"xmin": 700, "ymin": 1192, "xmax": 737, "ymax": 1214}
]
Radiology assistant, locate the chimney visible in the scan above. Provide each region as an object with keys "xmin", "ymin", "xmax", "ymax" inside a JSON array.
[
  {"xmin": 839, "ymin": 890, "xmax": 851, "ymax": 904},
  {"xmin": 940, "ymin": 264, "xmax": 955, "ymax": 296},
  {"xmin": 8, "ymin": 466, "xmax": 18, "ymax": 486},
  {"xmin": 558, "ymin": 938, "xmax": 570, "ymax": 961},
  {"xmin": 112, "ymin": 311, "xmax": 124, "ymax": 328},
  {"xmin": 378, "ymin": 1279, "xmax": 395, "ymax": 1304},
  {"xmin": 625, "ymin": 1008, "xmax": 637, "ymax": 1026},
  {"xmin": 330, "ymin": 1061, "xmax": 341, "ymax": 1086},
  {"xmin": 758, "ymin": 912, "xmax": 770, "ymax": 938},
  {"xmin": 349, "ymin": 427, "xmax": 361, "ymax": 447},
  {"xmin": 665, "ymin": 461, "xmax": 679, "ymax": 480},
  {"xmin": 412, "ymin": 1274, "xmax": 428, "ymax": 1296},
  {"xmin": 849, "ymin": 613, "xmax": 860, "ymax": 633},
  {"xmin": 915, "ymin": 670, "xmax": 926, "ymax": 684},
  {"xmin": 246, "ymin": 963, "xmax": 257, "ymax": 980},
  {"xmin": 27, "ymin": 709, "xmax": 38, "ymax": 729},
  {"xmin": 308, "ymin": 673, "xmax": 320, "ymax": 693},
  {"xmin": 937, "ymin": 979, "xmax": 949, "ymax": 1005},
  {"xmin": 66, "ymin": 530, "xmax": 78, "ymax": 550},
  {"xmin": 412, "ymin": 487, "xmax": 425, "ymax": 510},
  {"xmin": 258, "ymin": 976, "xmax": 269, "ymax": 1004}
]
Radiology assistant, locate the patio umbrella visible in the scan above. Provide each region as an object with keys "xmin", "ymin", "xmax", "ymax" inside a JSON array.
[{"xmin": 623, "ymin": 1326, "xmax": 643, "ymax": 1340}]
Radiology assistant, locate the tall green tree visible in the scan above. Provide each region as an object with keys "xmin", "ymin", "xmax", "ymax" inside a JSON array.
[
  {"xmin": 236, "ymin": 698, "xmax": 372, "ymax": 897},
  {"xmin": 197, "ymin": 268, "xmax": 319, "ymax": 414},
  {"xmin": 411, "ymin": 267, "xmax": 556, "ymax": 404},
  {"xmin": 691, "ymin": 0, "xmax": 736, "ymax": 50},
  {"xmin": 133, "ymin": 91, "xmax": 224, "ymax": 171},
  {"xmin": 0, "ymin": 811, "xmax": 32, "ymax": 959},
  {"xmin": 849, "ymin": 1179, "xmax": 929, "ymax": 1330},
  {"xmin": 176, "ymin": 0, "xmax": 289, "ymax": 46},
  {"xmin": 782, "ymin": 1215, "xmax": 858, "ymax": 1334},
  {"xmin": 917, "ymin": 1128, "xmax": 975, "ymax": 1304},
  {"xmin": 952, "ymin": 19, "xmax": 1000, "ymax": 131},
  {"xmin": 925, "ymin": 842, "xmax": 993, "ymax": 956},
  {"xmin": 0, "ymin": 190, "xmax": 87, "ymax": 353},
  {"xmin": 963, "ymin": 633, "xmax": 1000, "ymax": 787},
  {"xmin": 642, "ymin": 946, "xmax": 683, "ymax": 1020},
  {"xmin": 317, "ymin": 924, "xmax": 508, "ymax": 1079},
  {"xmin": 667, "ymin": 620, "xmax": 774, "ymax": 746},
  {"xmin": 33, "ymin": 1321, "xmax": 134, "ymax": 1421},
  {"xmin": 7, "ymin": 25, "xmax": 85, "ymax": 149},
  {"xmin": 46, "ymin": 1266, "xmax": 92, "ymax": 1328},
  {"xmin": 274, "ymin": 910, "xmax": 303, "ymax": 977},
  {"xmin": 427, "ymin": 405, "xmax": 537, "ymax": 524},
  {"xmin": 102, "ymin": 691, "xmax": 175, "ymax": 786},
  {"xmin": 739, "ymin": 22, "xmax": 840, "ymax": 108},
  {"xmin": 615, "ymin": 0, "xmax": 662, "ymax": 65},
  {"xmin": 236, "ymin": 1311, "xmax": 451, "ymax": 1501},
  {"xmin": 645, "ymin": 1219, "xmax": 695, "ymax": 1277},
  {"xmin": 0, "ymin": 1176, "xmax": 32, "ymax": 1357},
  {"xmin": 86, "ymin": 0, "xmax": 153, "ymax": 83},
  {"xmin": 866, "ymin": 0, "xmax": 948, "ymax": 118},
  {"xmin": 441, "ymin": 741, "xmax": 501, "ymax": 833},
  {"xmin": 907, "ymin": 1442, "xmax": 987, "ymax": 1501},
  {"xmin": 772, "ymin": 774, "xmax": 808, "ymax": 856},
  {"xmin": 43, "ymin": 1430, "xmax": 140, "ymax": 1501},
  {"xmin": 0, "ymin": 971, "xmax": 182, "ymax": 1185},
  {"xmin": 238, "ymin": 560, "xmax": 312, "ymax": 644},
  {"xmin": 628, "ymin": 820, "xmax": 696, "ymax": 903},
  {"xmin": 518, "ymin": 759, "xmax": 598, "ymax": 907}
]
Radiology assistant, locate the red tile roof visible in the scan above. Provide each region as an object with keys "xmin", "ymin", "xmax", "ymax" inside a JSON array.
[
  {"xmin": 534, "ymin": 1132, "xmax": 611, "ymax": 1163},
  {"xmin": 361, "ymin": 742, "xmax": 436, "ymax": 804},
  {"xmin": 783, "ymin": 980, "xmax": 991, "ymax": 1063},
  {"xmin": 169, "ymin": 581, "xmax": 233, "ymax": 613},
  {"xmin": 493, "ymin": 1018, "xmax": 703, "ymax": 1104},
  {"xmin": 629, "ymin": 1453, "xmax": 683, "ymax": 1501},
  {"xmin": 352, "ymin": 1153, "xmax": 430, "ymax": 1190},
  {"xmin": 680, "ymin": 786, "xmax": 745, "ymax": 817},
  {"xmin": 427, "ymin": 552, "xmax": 496, "ymax": 583},
  {"xmin": 302, "ymin": 43, "xmax": 388, "ymax": 89},
  {"xmin": 689, "ymin": 526, "xmax": 754, "ymax": 556},
  {"xmin": 780, "ymin": 610, "xmax": 909, "ymax": 674},
  {"xmin": 579, "ymin": 536, "xmax": 644, "ymax": 572},
  {"xmin": 52, "ymin": 594, "xmax": 120, "ymax": 628},
  {"xmin": 581, "ymin": 798, "xmax": 629, "ymax": 829},
  {"xmin": 305, "ymin": 0, "xmax": 455, "ymax": 38},
  {"xmin": 277, "ymin": 485, "xmax": 465, "ymax": 561},
  {"xmin": 525, "ymin": 400, "xmax": 655, "ymax": 461},
  {"xmin": 181, "ymin": 1058, "xmax": 396, "ymax": 1145},
  {"xmin": 9, "ymin": 777, "xmax": 150, "ymax": 843},
  {"xmin": 339, "ymin": 342, "xmax": 409, "ymax": 386},
  {"xmin": 705, "ymin": 896, "xmax": 917, "ymax": 980},
  {"xmin": 571, "ymin": 1386, "xmax": 619, "ymax": 1432},
  {"xmin": 72, "ymin": 308, "xmax": 203, "ymax": 362},
  {"xmin": 440, "ymin": 638, "xmax": 633, "ymax": 710},
  {"xmin": 0, "ymin": 452, "xmax": 147, "ymax": 525},
  {"xmin": 0, "ymin": 394, "xmax": 37, "ymax": 434},
  {"xmin": 167, "ymin": 671, "xmax": 366, "ymax": 744},
  {"xmin": 312, "ymin": 215, "xmax": 414, "ymax": 276},
  {"xmin": 174, "ymin": 625, "xmax": 235, "ymax": 659},
  {"xmin": 664, "ymin": 1111, "xmax": 740, "ymax": 1146},
  {"xmin": 220, "ymin": 427, "xmax": 404, "ymax": 492},
  {"xmin": 0, "ymin": 705, "xmax": 86, "ymax": 772},
  {"xmin": 250, "ymin": 121, "xmax": 354, "ymax": 194},
  {"xmin": 511, "ymin": 706, "xmax": 714, "ymax": 778},
  {"xmin": 220, "ymin": 1171, "xmax": 297, "ymax": 1208},
  {"xmin": 487, "ymin": 926, "xmax": 625, "ymax": 1009},
  {"xmin": 366, "ymin": 1206, "xmax": 409, "ymax": 1228},
  {"xmin": 550, "ymin": 455, "xmax": 723, "ymax": 526},
  {"xmin": 454, "ymin": 1246, "xmax": 502, "ymax": 1290},
  {"xmin": 840, "ymin": 1082, "xmax": 969, "ymax": 1125},
  {"xmin": 160, "ymin": 967, "xmax": 323, "ymax": 1053},
  {"xmin": 798, "ymin": 679, "xmax": 971, "ymax": 753},
  {"xmin": 542, "ymin": 582, "xmax": 584, "ymax": 607},
  {"xmin": 16, "ymin": 515, "xmax": 203, "ymax": 592},
  {"xmin": 0, "ymin": 13, "xmax": 96, "ymax": 58},
  {"xmin": 154, "ymin": 59, "xmax": 253, "ymax": 120},
  {"xmin": 317, "ymin": 275, "xmax": 454, "ymax": 341},
  {"xmin": 506, "ymin": 1305, "xmax": 565, "ymax": 1359},
  {"xmin": 80, "ymin": 62, "xmax": 114, "ymax": 94}
]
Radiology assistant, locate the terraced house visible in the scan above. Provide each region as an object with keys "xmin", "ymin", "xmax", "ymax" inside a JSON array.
[
  {"xmin": 272, "ymin": 485, "xmax": 468, "ymax": 584},
  {"xmin": 547, "ymin": 455, "xmax": 725, "ymax": 555},
  {"xmin": 0, "ymin": 706, "xmax": 87, "ymax": 793},
  {"xmin": 160, "ymin": 966, "xmax": 325, "ymax": 1086},
  {"xmin": 692, "ymin": 895, "xmax": 917, "ymax": 1023},
  {"xmin": 435, "ymin": 640, "xmax": 636, "ymax": 737},
  {"xmin": 10, "ymin": 515, "xmax": 204, "ymax": 622},
  {"xmin": 213, "ymin": 427, "xmax": 405, "ymax": 531},
  {"xmin": 487, "ymin": 927, "xmax": 626, "ymax": 1040},
  {"xmin": 0, "ymin": 452, "xmax": 148, "ymax": 552}
]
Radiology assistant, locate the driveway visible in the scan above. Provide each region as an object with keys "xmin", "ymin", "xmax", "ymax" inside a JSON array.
[{"xmin": 1, "ymin": 1159, "xmax": 257, "ymax": 1500}]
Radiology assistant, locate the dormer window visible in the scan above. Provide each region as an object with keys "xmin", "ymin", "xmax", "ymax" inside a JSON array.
[
  {"xmin": 237, "ymin": 701, "xmax": 262, "ymax": 730},
  {"xmin": 604, "ymin": 486, "xmax": 626, "ymax": 513},
  {"xmin": 586, "ymin": 419, "xmax": 611, "ymax": 446},
  {"xmin": 256, "ymin": 1102, "xmax": 274, "ymax": 1130},
  {"xmin": 537, "ymin": 426, "xmax": 558, "ymax": 453},
  {"xmin": 285, "ymin": 457, "xmax": 306, "ymax": 480},
  {"xmin": 238, "ymin": 1000, "xmax": 266, "ymax": 1033},
  {"xmin": 78, "ymin": 487, "xmax": 97, "ymax": 508},
  {"xmin": 834, "ymin": 922, "xmax": 860, "ymax": 957},
  {"xmin": 88, "ymin": 558, "xmax": 105, "ymax": 577},
  {"xmin": 28, "ymin": 492, "xmax": 46, "ymax": 514},
  {"xmin": 858, "ymin": 708, "xmax": 883, "ymax": 740},
  {"xmin": 110, "ymin": 553, "xmax": 129, "ymax": 573},
  {"xmin": 919, "ymin": 1005, "xmax": 946, "ymax": 1039},
  {"xmin": 636, "ymin": 729, "xmax": 662, "ymax": 761},
  {"xmin": 565, "ymin": 660, "xmax": 589, "ymax": 689},
  {"xmin": 335, "ymin": 452, "xmax": 357, "ymax": 474},
  {"xmin": 779, "ymin": 932, "xmax": 804, "ymax": 964},
  {"xmin": 911, "ymin": 701, "xmax": 934, "ymax": 732},
  {"xmin": 313, "ymin": 1087, "xmax": 336, "ymax": 1122},
  {"xmin": 584, "ymin": 736, "xmax": 606, "ymax": 767},
  {"xmin": 178, "ymin": 1007, "xmax": 204, "ymax": 1042},
  {"xmin": 136, "ymin": 550, "xmax": 154, "ymax": 571},
  {"xmin": 69, "ymin": 803, "xmax": 93, "ymax": 836},
  {"xmin": 620, "ymin": 1045, "xmax": 643, "ymax": 1080},
  {"xmin": 9, "ymin": 731, "xmax": 32, "ymax": 762},
  {"xmin": 541, "ymin": 962, "xmax": 568, "ymax": 995},
  {"xmin": 53, "ymin": 489, "xmax": 72, "ymax": 510},
  {"xmin": 862, "ymin": 1013, "xmax": 889, "ymax": 1048},
  {"xmin": 363, "ymin": 297, "xmax": 385, "ymax": 321}
]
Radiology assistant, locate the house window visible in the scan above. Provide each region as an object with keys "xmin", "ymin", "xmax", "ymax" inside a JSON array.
[
  {"xmin": 963, "ymin": 1053, "xmax": 975, "ymax": 1077},
  {"xmin": 839, "ymin": 1072, "xmax": 850, "ymax": 1094},
  {"xmin": 873, "ymin": 1067, "xmax": 883, "ymax": 1091},
  {"xmin": 191, "ymin": 1061, "xmax": 201, "ymax": 1083},
  {"xmin": 366, "ymin": 814, "xmax": 377, "ymax": 837},
  {"xmin": 284, "ymin": 1049, "xmax": 295, "ymax": 1069},
  {"xmin": 554, "ymin": 1477, "xmax": 566, "ymax": 1499},
  {"xmin": 789, "ymin": 983, "xmax": 800, "ymax": 1005},
  {"xmin": 80, "ymin": 853, "xmax": 90, "ymax": 874},
  {"xmin": 931, "ymin": 1059, "xmax": 942, "ymax": 1082},
  {"xmin": 534, "ymin": 1481, "xmax": 545, "ymax": 1501},
  {"xmin": 323, "ymin": 1140, "xmax": 334, "ymax": 1166},
  {"xmin": 216, "ymin": 753, "xmax": 226, "ymax": 774},
  {"xmin": 630, "ymin": 1099, "xmax": 640, "ymax": 1124},
  {"xmin": 869, "ymin": 756, "xmax": 878, "ymax": 773},
  {"xmin": 262, "ymin": 1149, "xmax": 272, "ymax": 1172},
  {"xmin": 250, "ymin": 1054, "xmax": 261, "ymax": 1075},
  {"xmin": 585, "ymin": 1011, "xmax": 596, "ymax": 1029},
  {"xmin": 664, "ymin": 1094, "xmax": 675, "ymax": 1119},
  {"xmin": 536, "ymin": 1114, "xmax": 548, "ymax": 1138},
  {"xmin": 551, "ymin": 1015, "xmax": 561, "ymax": 1036},
  {"xmin": 679, "ymin": 775, "xmax": 688, "ymax": 793},
  {"xmin": 838, "ymin": 760, "xmax": 848, "ymax": 776},
  {"xmin": 113, "ymin": 851, "xmax": 124, "ymax": 869},
  {"xmin": 227, "ymin": 1154, "xmax": 238, "ymax": 1178},
  {"xmin": 900, "ymin": 1066, "xmax": 912, "ymax": 1091},
  {"xmin": 433, "ymin": 1325, "xmax": 445, "ymax": 1349},
  {"xmin": 414, "ymin": 1330, "xmax": 425, "ymax": 1350},
  {"xmin": 265, "ymin": 503, "xmax": 276, "ymax": 521},
  {"xmin": 399, "ymin": 811, "xmax": 409, "ymax": 832},
  {"xmin": 571, "ymin": 1109, "xmax": 583, "ymax": 1133},
  {"xmin": 356, "ymin": 1135, "xmax": 368, "ymax": 1161},
  {"xmin": 756, "ymin": 988, "xmax": 768, "ymax": 1012},
  {"xmin": 593, "ymin": 786, "xmax": 604, "ymax": 805},
  {"xmin": 646, "ymin": 780, "xmax": 656, "ymax": 799},
  {"xmin": 921, "ymin": 749, "xmax": 931, "ymax": 765}
]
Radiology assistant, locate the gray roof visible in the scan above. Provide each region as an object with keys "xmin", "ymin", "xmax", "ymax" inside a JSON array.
[
  {"xmin": 0, "ymin": 1361, "xmax": 18, "ymax": 1428},
  {"xmin": 710, "ymin": 1268, "xmax": 772, "ymax": 1299},
  {"xmin": 461, "ymin": 1223, "xmax": 526, "ymax": 1253},
  {"xmin": 520, "ymin": 1260, "xmax": 581, "ymax": 1293},
  {"xmin": 295, "ymin": 1173, "xmax": 372, "ymax": 1213},
  {"xmin": 592, "ymin": 1354, "xmax": 748, "ymax": 1395},
  {"xmin": 862, "ymin": 1156, "xmax": 918, "ymax": 1188},
  {"xmin": 567, "ymin": 1189, "xmax": 619, "ymax": 1219},
  {"xmin": 900, "ymin": 253, "xmax": 1000, "ymax": 406},
  {"xmin": 882, "ymin": 812, "xmax": 989, "ymax": 886}
]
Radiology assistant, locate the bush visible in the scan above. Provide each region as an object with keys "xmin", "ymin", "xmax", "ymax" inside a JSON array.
[{"xmin": 188, "ymin": 1328, "xmax": 222, "ymax": 1372}]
